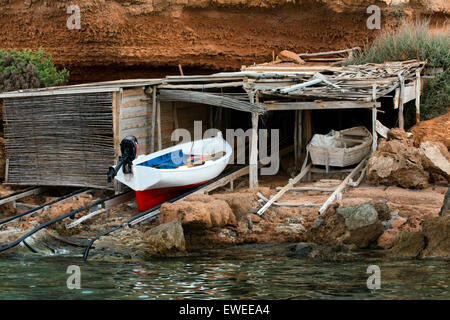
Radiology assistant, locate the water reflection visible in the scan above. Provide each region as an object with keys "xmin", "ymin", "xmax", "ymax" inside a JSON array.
[{"xmin": 0, "ymin": 244, "xmax": 449, "ymax": 299}]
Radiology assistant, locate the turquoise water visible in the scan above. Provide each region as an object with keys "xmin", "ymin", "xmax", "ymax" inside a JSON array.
[{"xmin": 0, "ymin": 244, "xmax": 449, "ymax": 300}]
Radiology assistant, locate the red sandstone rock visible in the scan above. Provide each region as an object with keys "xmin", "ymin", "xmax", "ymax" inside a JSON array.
[
  {"xmin": 377, "ymin": 229, "xmax": 399, "ymax": 249},
  {"xmin": 421, "ymin": 215, "xmax": 450, "ymax": 258},
  {"xmin": 159, "ymin": 199, "xmax": 237, "ymax": 230},
  {"xmin": 410, "ymin": 111, "xmax": 450, "ymax": 151},
  {"xmin": 391, "ymin": 217, "xmax": 407, "ymax": 228},
  {"xmin": 366, "ymin": 151, "xmax": 430, "ymax": 189},
  {"xmin": 277, "ymin": 50, "xmax": 305, "ymax": 64},
  {"xmin": 419, "ymin": 141, "xmax": 450, "ymax": 182}
]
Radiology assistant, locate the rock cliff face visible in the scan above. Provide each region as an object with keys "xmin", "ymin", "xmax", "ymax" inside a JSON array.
[{"xmin": 0, "ymin": 0, "xmax": 448, "ymax": 83}]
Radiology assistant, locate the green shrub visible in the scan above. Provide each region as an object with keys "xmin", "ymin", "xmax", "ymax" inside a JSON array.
[
  {"xmin": 346, "ymin": 21, "xmax": 449, "ymax": 121},
  {"xmin": 419, "ymin": 69, "xmax": 450, "ymax": 120},
  {"xmin": 0, "ymin": 48, "xmax": 69, "ymax": 92},
  {"xmin": 346, "ymin": 21, "xmax": 450, "ymax": 68}
]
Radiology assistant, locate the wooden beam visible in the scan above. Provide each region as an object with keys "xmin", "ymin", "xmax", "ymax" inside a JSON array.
[
  {"xmin": 257, "ymin": 192, "xmax": 320, "ymax": 207},
  {"xmin": 297, "ymin": 47, "xmax": 361, "ymax": 58},
  {"xmin": 66, "ymin": 208, "xmax": 106, "ymax": 229},
  {"xmin": 264, "ymin": 100, "xmax": 378, "ymax": 111},
  {"xmin": 278, "ymin": 186, "xmax": 336, "ymax": 192},
  {"xmin": 318, "ymin": 158, "xmax": 367, "ymax": 215},
  {"xmin": 257, "ymin": 163, "xmax": 312, "ymax": 216},
  {"xmin": 159, "ymin": 81, "xmax": 243, "ymax": 90},
  {"xmin": 158, "ymin": 89, "xmax": 266, "ymax": 114}
]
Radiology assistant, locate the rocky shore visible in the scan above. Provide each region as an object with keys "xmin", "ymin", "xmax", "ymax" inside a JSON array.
[
  {"xmin": 0, "ymin": 114, "xmax": 449, "ymax": 261},
  {"xmin": 0, "ymin": 182, "xmax": 447, "ymax": 261}
]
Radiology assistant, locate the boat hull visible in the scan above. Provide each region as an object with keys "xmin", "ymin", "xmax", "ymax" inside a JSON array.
[
  {"xmin": 135, "ymin": 180, "xmax": 209, "ymax": 212},
  {"xmin": 114, "ymin": 133, "xmax": 232, "ymax": 211}
]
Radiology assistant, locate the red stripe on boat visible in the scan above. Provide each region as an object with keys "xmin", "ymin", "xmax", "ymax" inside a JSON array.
[{"xmin": 135, "ymin": 180, "xmax": 210, "ymax": 212}]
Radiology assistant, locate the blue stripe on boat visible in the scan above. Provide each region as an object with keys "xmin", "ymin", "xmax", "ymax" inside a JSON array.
[{"xmin": 138, "ymin": 150, "xmax": 185, "ymax": 169}]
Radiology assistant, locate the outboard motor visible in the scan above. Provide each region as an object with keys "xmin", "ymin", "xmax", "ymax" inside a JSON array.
[{"xmin": 107, "ymin": 136, "xmax": 138, "ymax": 183}]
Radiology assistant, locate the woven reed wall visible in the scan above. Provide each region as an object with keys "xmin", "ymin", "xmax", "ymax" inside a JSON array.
[{"xmin": 3, "ymin": 93, "xmax": 115, "ymax": 188}]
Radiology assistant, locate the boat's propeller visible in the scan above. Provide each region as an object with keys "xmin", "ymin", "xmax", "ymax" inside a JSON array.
[{"xmin": 107, "ymin": 136, "xmax": 138, "ymax": 182}]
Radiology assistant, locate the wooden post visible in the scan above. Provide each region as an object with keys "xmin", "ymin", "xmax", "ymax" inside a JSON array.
[
  {"xmin": 297, "ymin": 110, "xmax": 302, "ymax": 167},
  {"xmin": 372, "ymin": 85, "xmax": 378, "ymax": 151},
  {"xmin": 303, "ymin": 110, "xmax": 312, "ymax": 151},
  {"xmin": 112, "ymin": 90, "xmax": 123, "ymax": 194},
  {"xmin": 157, "ymin": 98, "xmax": 162, "ymax": 151},
  {"xmin": 250, "ymin": 112, "xmax": 259, "ymax": 188},
  {"xmin": 5, "ymin": 159, "xmax": 9, "ymax": 183},
  {"xmin": 393, "ymin": 88, "xmax": 400, "ymax": 109},
  {"xmin": 294, "ymin": 111, "xmax": 298, "ymax": 167},
  {"xmin": 150, "ymin": 86, "xmax": 157, "ymax": 153},
  {"xmin": 172, "ymin": 102, "xmax": 179, "ymax": 129},
  {"xmin": 415, "ymin": 70, "xmax": 421, "ymax": 123},
  {"xmin": 372, "ymin": 107, "xmax": 378, "ymax": 151},
  {"xmin": 398, "ymin": 74, "xmax": 405, "ymax": 130}
]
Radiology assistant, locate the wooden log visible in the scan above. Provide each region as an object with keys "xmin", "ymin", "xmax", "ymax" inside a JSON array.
[
  {"xmin": 257, "ymin": 163, "xmax": 312, "ymax": 216},
  {"xmin": 318, "ymin": 158, "xmax": 367, "ymax": 215}
]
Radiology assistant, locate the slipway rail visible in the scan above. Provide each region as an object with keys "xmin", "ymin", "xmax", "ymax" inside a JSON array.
[
  {"xmin": 0, "ymin": 188, "xmax": 90, "ymax": 226},
  {"xmin": 0, "ymin": 186, "xmax": 42, "ymax": 206},
  {"xmin": 0, "ymin": 190, "xmax": 132, "ymax": 254}
]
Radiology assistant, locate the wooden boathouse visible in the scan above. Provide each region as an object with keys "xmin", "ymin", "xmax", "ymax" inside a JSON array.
[{"xmin": 0, "ymin": 58, "xmax": 425, "ymax": 191}]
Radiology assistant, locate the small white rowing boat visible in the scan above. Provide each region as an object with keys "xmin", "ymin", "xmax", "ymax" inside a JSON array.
[{"xmin": 113, "ymin": 132, "xmax": 232, "ymax": 211}]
